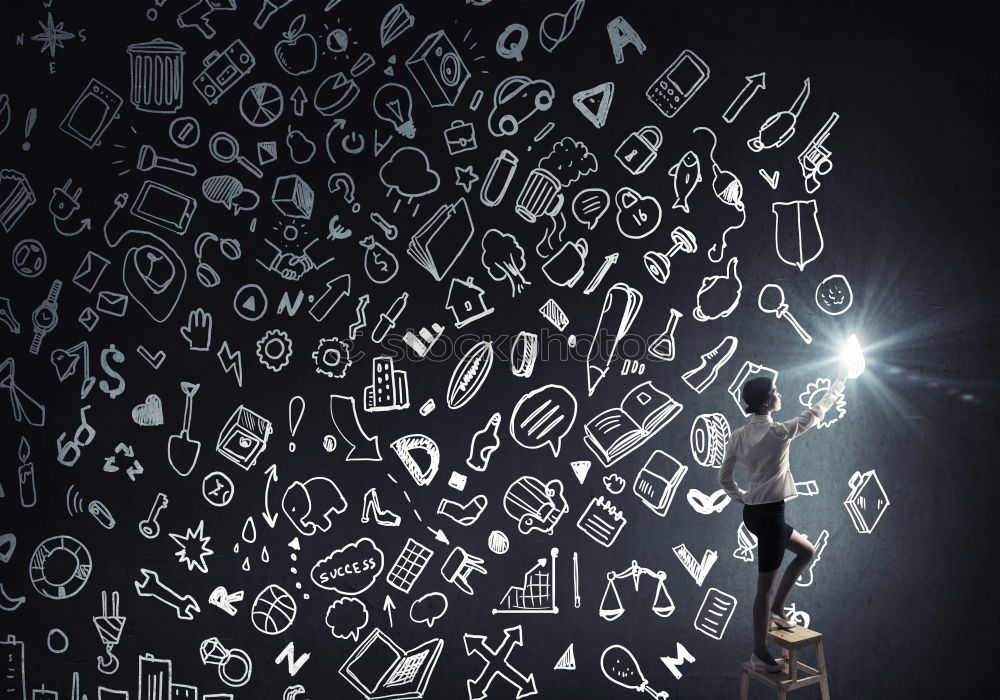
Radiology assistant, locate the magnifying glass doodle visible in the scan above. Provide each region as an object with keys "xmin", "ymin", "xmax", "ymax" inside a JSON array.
[{"xmin": 209, "ymin": 132, "xmax": 263, "ymax": 179}]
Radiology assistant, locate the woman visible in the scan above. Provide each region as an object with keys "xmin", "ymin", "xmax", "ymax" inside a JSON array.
[{"xmin": 718, "ymin": 367, "xmax": 847, "ymax": 673}]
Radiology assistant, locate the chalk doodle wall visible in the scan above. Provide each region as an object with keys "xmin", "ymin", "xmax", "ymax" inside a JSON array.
[{"xmin": 1, "ymin": 1, "xmax": 890, "ymax": 698}]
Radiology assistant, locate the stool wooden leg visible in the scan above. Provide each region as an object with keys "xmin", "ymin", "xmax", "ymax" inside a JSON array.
[
  {"xmin": 739, "ymin": 666, "xmax": 749, "ymax": 700},
  {"xmin": 788, "ymin": 648, "xmax": 798, "ymax": 681},
  {"xmin": 778, "ymin": 687, "xmax": 788, "ymax": 700},
  {"xmin": 816, "ymin": 640, "xmax": 830, "ymax": 700}
]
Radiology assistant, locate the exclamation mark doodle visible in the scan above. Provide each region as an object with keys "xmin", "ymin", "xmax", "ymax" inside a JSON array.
[
  {"xmin": 288, "ymin": 395, "xmax": 305, "ymax": 452},
  {"xmin": 23, "ymin": 107, "xmax": 36, "ymax": 151}
]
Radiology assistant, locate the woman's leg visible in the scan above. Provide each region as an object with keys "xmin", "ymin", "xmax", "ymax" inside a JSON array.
[
  {"xmin": 770, "ymin": 529, "xmax": 816, "ymax": 616},
  {"xmin": 753, "ymin": 567, "xmax": 780, "ymax": 657}
]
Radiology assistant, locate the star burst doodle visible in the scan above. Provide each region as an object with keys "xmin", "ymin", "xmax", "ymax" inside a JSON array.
[{"xmin": 169, "ymin": 520, "xmax": 214, "ymax": 574}]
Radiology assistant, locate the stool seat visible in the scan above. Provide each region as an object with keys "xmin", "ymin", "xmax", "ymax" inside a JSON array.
[{"xmin": 739, "ymin": 626, "xmax": 830, "ymax": 700}]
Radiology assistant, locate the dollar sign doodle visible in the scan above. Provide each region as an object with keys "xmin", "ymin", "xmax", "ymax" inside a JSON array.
[{"xmin": 99, "ymin": 343, "xmax": 126, "ymax": 399}]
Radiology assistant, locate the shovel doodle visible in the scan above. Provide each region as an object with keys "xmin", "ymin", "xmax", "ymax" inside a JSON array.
[{"xmin": 168, "ymin": 381, "xmax": 201, "ymax": 476}]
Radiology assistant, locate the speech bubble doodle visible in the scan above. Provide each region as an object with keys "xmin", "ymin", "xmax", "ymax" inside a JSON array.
[
  {"xmin": 325, "ymin": 596, "xmax": 369, "ymax": 641},
  {"xmin": 409, "ymin": 591, "xmax": 448, "ymax": 628},
  {"xmin": 572, "ymin": 188, "xmax": 609, "ymax": 231},
  {"xmin": 509, "ymin": 383, "xmax": 577, "ymax": 457},
  {"xmin": 311, "ymin": 537, "xmax": 384, "ymax": 594}
]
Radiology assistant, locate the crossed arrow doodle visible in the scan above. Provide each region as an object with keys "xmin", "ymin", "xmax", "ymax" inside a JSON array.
[{"xmin": 463, "ymin": 625, "xmax": 537, "ymax": 700}]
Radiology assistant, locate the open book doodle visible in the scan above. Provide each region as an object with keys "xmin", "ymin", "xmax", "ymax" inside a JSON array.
[{"xmin": 583, "ymin": 381, "xmax": 683, "ymax": 467}]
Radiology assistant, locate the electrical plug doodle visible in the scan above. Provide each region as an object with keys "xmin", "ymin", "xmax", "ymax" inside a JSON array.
[{"xmin": 49, "ymin": 179, "xmax": 92, "ymax": 236}]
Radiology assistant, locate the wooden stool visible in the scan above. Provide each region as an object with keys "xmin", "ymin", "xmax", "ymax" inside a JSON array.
[{"xmin": 739, "ymin": 626, "xmax": 830, "ymax": 699}]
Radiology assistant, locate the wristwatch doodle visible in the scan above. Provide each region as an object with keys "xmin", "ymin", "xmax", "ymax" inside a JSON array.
[{"xmin": 30, "ymin": 279, "xmax": 61, "ymax": 355}]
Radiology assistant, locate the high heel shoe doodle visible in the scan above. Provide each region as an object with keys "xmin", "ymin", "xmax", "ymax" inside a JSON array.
[{"xmin": 360, "ymin": 487, "xmax": 400, "ymax": 526}]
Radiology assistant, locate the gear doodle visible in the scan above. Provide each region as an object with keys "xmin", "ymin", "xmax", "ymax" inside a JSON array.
[
  {"xmin": 256, "ymin": 329, "xmax": 293, "ymax": 372},
  {"xmin": 799, "ymin": 378, "xmax": 846, "ymax": 429},
  {"xmin": 311, "ymin": 337, "xmax": 352, "ymax": 378}
]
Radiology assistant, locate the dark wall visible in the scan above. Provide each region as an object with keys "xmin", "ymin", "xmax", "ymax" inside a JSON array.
[{"xmin": 2, "ymin": 1, "xmax": 997, "ymax": 698}]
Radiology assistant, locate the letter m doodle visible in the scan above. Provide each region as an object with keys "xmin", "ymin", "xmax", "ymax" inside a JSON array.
[
  {"xmin": 275, "ymin": 641, "xmax": 311, "ymax": 677},
  {"xmin": 660, "ymin": 642, "xmax": 696, "ymax": 680}
]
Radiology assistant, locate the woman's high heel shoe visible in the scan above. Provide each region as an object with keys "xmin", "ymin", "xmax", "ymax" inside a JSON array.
[
  {"xmin": 750, "ymin": 651, "xmax": 787, "ymax": 674},
  {"xmin": 769, "ymin": 610, "xmax": 797, "ymax": 630}
]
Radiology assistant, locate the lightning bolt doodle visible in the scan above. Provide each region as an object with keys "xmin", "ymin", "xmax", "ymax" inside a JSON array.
[{"xmin": 217, "ymin": 341, "xmax": 243, "ymax": 387}]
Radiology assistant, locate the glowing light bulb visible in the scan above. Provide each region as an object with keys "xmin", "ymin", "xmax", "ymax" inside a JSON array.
[
  {"xmin": 842, "ymin": 334, "xmax": 865, "ymax": 379},
  {"xmin": 373, "ymin": 82, "xmax": 415, "ymax": 139}
]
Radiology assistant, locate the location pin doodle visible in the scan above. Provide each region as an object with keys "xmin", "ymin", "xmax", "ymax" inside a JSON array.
[{"xmin": 288, "ymin": 395, "xmax": 305, "ymax": 452}]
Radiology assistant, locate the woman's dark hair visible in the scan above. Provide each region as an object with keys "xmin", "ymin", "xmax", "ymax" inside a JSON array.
[{"xmin": 742, "ymin": 377, "xmax": 774, "ymax": 415}]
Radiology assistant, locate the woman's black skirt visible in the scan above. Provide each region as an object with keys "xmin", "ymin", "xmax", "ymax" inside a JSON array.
[{"xmin": 743, "ymin": 500, "xmax": 793, "ymax": 573}]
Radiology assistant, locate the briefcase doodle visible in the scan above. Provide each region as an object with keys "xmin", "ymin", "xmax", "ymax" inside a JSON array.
[{"xmin": 444, "ymin": 119, "xmax": 477, "ymax": 155}]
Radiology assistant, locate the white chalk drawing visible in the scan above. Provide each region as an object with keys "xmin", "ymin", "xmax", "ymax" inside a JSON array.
[
  {"xmin": 169, "ymin": 520, "xmax": 213, "ymax": 574},
  {"xmin": 134, "ymin": 568, "xmax": 200, "ymax": 620},
  {"xmin": 181, "ymin": 308, "xmax": 213, "ymax": 351},
  {"xmin": 690, "ymin": 413, "xmax": 731, "ymax": 468},
  {"xmin": 282, "ymin": 477, "xmax": 347, "ymax": 535},
  {"xmin": 682, "ymin": 335, "xmax": 738, "ymax": 392},
  {"xmin": 647, "ymin": 49, "xmax": 709, "ymax": 117},
  {"xmin": 694, "ymin": 587, "xmax": 737, "ymax": 639},
  {"xmin": 503, "ymin": 476, "xmax": 568, "ymax": 535},
  {"xmin": 256, "ymin": 329, "xmax": 293, "ymax": 371},
  {"xmin": 540, "ymin": 0, "xmax": 585, "ymax": 52},
  {"xmin": 573, "ymin": 81, "xmax": 613, "ymax": 128},
  {"xmin": 600, "ymin": 644, "xmax": 668, "ymax": 698},
  {"xmin": 692, "ymin": 126, "xmax": 746, "ymax": 262},
  {"xmin": 202, "ymin": 471, "xmax": 235, "ymax": 508},
  {"xmin": 361, "ymin": 488, "xmax": 401, "ymax": 526},
  {"xmin": 648, "ymin": 308, "xmax": 683, "ymax": 361},
  {"xmin": 584, "ymin": 381, "xmax": 683, "ymax": 467},
  {"xmin": 447, "ymin": 276, "xmax": 494, "ymax": 328},
  {"xmin": 56, "ymin": 405, "xmax": 95, "ymax": 467},
  {"xmin": 406, "ymin": 30, "xmax": 470, "ymax": 107},
  {"xmin": 799, "ymin": 378, "xmax": 847, "ymax": 427},
  {"xmin": 603, "ymin": 473, "xmax": 625, "ymax": 494},
  {"xmin": 30, "ymin": 535, "xmax": 92, "ymax": 600},
  {"xmin": 200, "ymin": 636, "xmax": 253, "ymax": 687},
  {"xmin": 660, "ymin": 642, "xmax": 696, "ymax": 680},
  {"xmin": 327, "ymin": 596, "xmax": 369, "ymax": 642},
  {"xmin": 407, "ymin": 197, "xmax": 475, "ymax": 281},
  {"xmin": 614, "ymin": 186, "xmax": 661, "ymax": 240},
  {"xmin": 467, "ymin": 412, "xmax": 502, "ymax": 471},
  {"xmin": 734, "ymin": 522, "xmax": 758, "ymax": 562},
  {"xmin": 748, "ymin": 78, "xmax": 810, "ymax": 151},
  {"xmin": 374, "ymin": 82, "xmax": 416, "ymax": 139},
  {"xmin": 493, "ymin": 547, "xmax": 559, "ymax": 614},
  {"xmin": 643, "ymin": 227, "xmax": 697, "ymax": 286},
  {"xmin": 577, "ymin": 496, "xmax": 626, "ymax": 548},
  {"xmin": 800, "ymin": 112, "xmax": 839, "ymax": 192},
  {"xmin": 633, "ymin": 450, "xmax": 688, "ymax": 517},
  {"xmin": 488, "ymin": 531, "xmax": 510, "ymax": 555},
  {"xmin": 615, "ymin": 125, "xmax": 661, "ymax": 175},
  {"xmin": 12, "ymin": 238, "xmax": 46, "ymax": 278},
  {"xmin": 815, "ymin": 273, "xmax": 853, "ymax": 315},
  {"xmin": 693, "ymin": 257, "xmax": 742, "ymax": 322},
  {"xmin": 760, "ymin": 168, "xmax": 780, "ymax": 189},
  {"xmin": 49, "ymin": 179, "xmax": 92, "ymax": 236},
  {"xmin": 672, "ymin": 544, "xmax": 717, "ymax": 586},
  {"xmin": 587, "ymin": 282, "xmax": 642, "ymax": 395},
  {"xmin": 539, "ymin": 297, "xmax": 568, "ymax": 330},
  {"xmin": 606, "ymin": 16, "xmax": 646, "ymax": 64},
  {"xmin": 480, "ymin": 149, "xmax": 518, "ymax": 206},
  {"xmin": 772, "ymin": 199, "xmax": 824, "ymax": 271},
  {"xmin": 391, "ymin": 434, "xmax": 440, "ymax": 486},
  {"xmin": 168, "ymin": 382, "xmax": 201, "ymax": 476},
  {"xmin": 216, "ymin": 404, "xmax": 272, "ymax": 470},
  {"xmin": 447, "ymin": 340, "xmax": 494, "ymax": 409},
  {"xmin": 554, "ymin": 643, "xmax": 576, "ymax": 670},
  {"xmin": 330, "ymin": 394, "xmax": 383, "ymax": 461},
  {"xmin": 92, "ymin": 590, "xmax": 125, "ymax": 674},
  {"xmin": 686, "ymin": 488, "xmax": 731, "ymax": 515},
  {"xmin": 29, "ymin": 279, "xmax": 61, "ymax": 355},
  {"xmin": 312, "ymin": 538, "xmax": 385, "ymax": 595},
  {"xmin": 252, "ymin": 584, "xmax": 297, "ymax": 635},
  {"xmin": 139, "ymin": 492, "xmax": 168, "ymax": 539},
  {"xmin": 60, "ymin": 79, "xmax": 122, "ymax": 149},
  {"xmin": 481, "ymin": 228, "xmax": 530, "ymax": 296},
  {"xmin": 131, "ymin": 394, "xmax": 163, "ymax": 427},
  {"xmin": 668, "ymin": 151, "xmax": 701, "ymax": 213},
  {"xmin": 72, "ymin": 251, "xmax": 110, "ymax": 292},
  {"xmin": 509, "ymin": 384, "xmax": 577, "ymax": 457},
  {"xmin": 439, "ymin": 494, "xmax": 488, "ymax": 526},
  {"xmin": 410, "ymin": 592, "xmax": 448, "ymax": 628},
  {"xmin": 381, "ymin": 4, "xmax": 415, "ymax": 47},
  {"xmin": 210, "ymin": 131, "xmax": 264, "ymax": 178},
  {"xmin": 599, "ymin": 560, "xmax": 674, "ymax": 621},
  {"xmin": 573, "ymin": 189, "xmax": 610, "ymax": 235},
  {"xmin": 722, "ymin": 72, "xmax": 766, "ymax": 123},
  {"xmin": 488, "ymin": 75, "xmax": 554, "ymax": 137},
  {"xmin": 758, "ymin": 283, "xmax": 813, "ymax": 343},
  {"xmin": 339, "ymin": 627, "xmax": 442, "ymax": 699},
  {"xmin": 386, "ymin": 538, "xmax": 434, "ymax": 594},
  {"xmin": 845, "ymin": 469, "xmax": 890, "ymax": 534},
  {"xmin": 464, "ymin": 624, "xmax": 537, "ymax": 699},
  {"xmin": 66, "ymin": 484, "xmax": 115, "ymax": 529}
]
